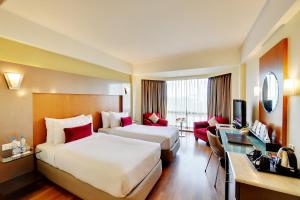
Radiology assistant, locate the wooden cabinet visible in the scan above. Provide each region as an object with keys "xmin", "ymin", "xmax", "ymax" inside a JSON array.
[
  {"xmin": 0, "ymin": 171, "xmax": 43, "ymax": 198},
  {"xmin": 0, "ymin": 152, "xmax": 43, "ymax": 198},
  {"xmin": 0, "ymin": 154, "xmax": 34, "ymax": 184}
]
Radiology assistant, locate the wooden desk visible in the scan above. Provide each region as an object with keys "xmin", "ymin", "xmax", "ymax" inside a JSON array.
[{"xmin": 217, "ymin": 127, "xmax": 300, "ymax": 200}]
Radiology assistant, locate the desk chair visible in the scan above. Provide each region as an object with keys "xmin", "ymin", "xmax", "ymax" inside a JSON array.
[{"xmin": 205, "ymin": 130, "xmax": 225, "ymax": 188}]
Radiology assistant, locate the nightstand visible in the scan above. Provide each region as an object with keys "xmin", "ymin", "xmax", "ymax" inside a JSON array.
[
  {"xmin": 1, "ymin": 150, "xmax": 34, "ymax": 163},
  {"xmin": 176, "ymin": 117, "xmax": 186, "ymax": 137},
  {"xmin": 0, "ymin": 150, "xmax": 43, "ymax": 198}
]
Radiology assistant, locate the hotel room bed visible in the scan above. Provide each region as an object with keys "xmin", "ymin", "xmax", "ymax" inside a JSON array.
[
  {"xmin": 99, "ymin": 124, "xmax": 180, "ymax": 162},
  {"xmin": 36, "ymin": 133, "xmax": 162, "ymax": 200}
]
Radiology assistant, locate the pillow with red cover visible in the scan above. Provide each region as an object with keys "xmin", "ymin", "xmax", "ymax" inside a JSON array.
[
  {"xmin": 121, "ymin": 116, "xmax": 132, "ymax": 127},
  {"xmin": 64, "ymin": 123, "xmax": 92, "ymax": 143}
]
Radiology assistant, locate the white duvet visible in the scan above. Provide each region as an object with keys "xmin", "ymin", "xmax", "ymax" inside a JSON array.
[
  {"xmin": 36, "ymin": 133, "xmax": 161, "ymax": 198},
  {"xmin": 100, "ymin": 124, "xmax": 179, "ymax": 150}
]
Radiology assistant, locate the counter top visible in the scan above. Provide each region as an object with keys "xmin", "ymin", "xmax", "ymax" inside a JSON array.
[{"xmin": 228, "ymin": 152, "xmax": 300, "ymax": 197}]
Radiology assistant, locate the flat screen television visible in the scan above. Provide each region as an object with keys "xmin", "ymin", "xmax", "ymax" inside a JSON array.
[{"xmin": 233, "ymin": 99, "xmax": 246, "ymax": 129}]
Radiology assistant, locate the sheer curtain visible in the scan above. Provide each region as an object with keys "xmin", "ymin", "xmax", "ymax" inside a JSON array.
[{"xmin": 167, "ymin": 78, "xmax": 208, "ymax": 129}]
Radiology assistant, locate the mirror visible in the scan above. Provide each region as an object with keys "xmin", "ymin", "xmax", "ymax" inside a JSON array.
[{"xmin": 262, "ymin": 72, "xmax": 279, "ymax": 113}]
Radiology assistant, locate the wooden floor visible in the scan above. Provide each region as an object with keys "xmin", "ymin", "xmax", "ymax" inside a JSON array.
[{"xmin": 17, "ymin": 132, "xmax": 225, "ymax": 200}]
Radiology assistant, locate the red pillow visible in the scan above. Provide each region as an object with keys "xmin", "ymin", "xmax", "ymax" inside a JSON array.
[
  {"xmin": 64, "ymin": 123, "xmax": 92, "ymax": 143},
  {"xmin": 208, "ymin": 116, "xmax": 228, "ymax": 124},
  {"xmin": 121, "ymin": 116, "xmax": 133, "ymax": 127},
  {"xmin": 215, "ymin": 116, "xmax": 228, "ymax": 124}
]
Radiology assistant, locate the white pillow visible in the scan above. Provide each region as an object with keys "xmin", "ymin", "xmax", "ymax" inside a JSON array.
[
  {"xmin": 148, "ymin": 113, "xmax": 159, "ymax": 123},
  {"xmin": 45, "ymin": 115, "xmax": 84, "ymax": 144},
  {"xmin": 46, "ymin": 115, "xmax": 93, "ymax": 145},
  {"xmin": 101, "ymin": 111, "xmax": 111, "ymax": 128},
  {"xmin": 208, "ymin": 117, "xmax": 218, "ymax": 126},
  {"xmin": 110, "ymin": 112, "xmax": 128, "ymax": 128}
]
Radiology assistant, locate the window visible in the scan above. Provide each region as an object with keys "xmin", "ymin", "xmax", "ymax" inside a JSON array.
[{"xmin": 167, "ymin": 78, "xmax": 208, "ymax": 129}]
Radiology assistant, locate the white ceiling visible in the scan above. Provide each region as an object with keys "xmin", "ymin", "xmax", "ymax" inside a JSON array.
[{"xmin": 1, "ymin": 0, "xmax": 266, "ymax": 66}]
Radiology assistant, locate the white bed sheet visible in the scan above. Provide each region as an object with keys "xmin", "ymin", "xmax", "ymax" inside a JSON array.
[
  {"xmin": 36, "ymin": 143, "xmax": 64, "ymax": 166},
  {"xmin": 36, "ymin": 133, "xmax": 161, "ymax": 198},
  {"xmin": 100, "ymin": 124, "xmax": 179, "ymax": 150}
]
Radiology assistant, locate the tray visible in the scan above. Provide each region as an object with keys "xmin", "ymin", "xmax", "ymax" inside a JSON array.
[{"xmin": 246, "ymin": 154, "xmax": 300, "ymax": 178}]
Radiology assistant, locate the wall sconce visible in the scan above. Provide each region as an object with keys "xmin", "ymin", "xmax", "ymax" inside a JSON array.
[
  {"xmin": 284, "ymin": 79, "xmax": 297, "ymax": 96},
  {"xmin": 254, "ymin": 86, "xmax": 260, "ymax": 97},
  {"xmin": 4, "ymin": 72, "xmax": 24, "ymax": 90}
]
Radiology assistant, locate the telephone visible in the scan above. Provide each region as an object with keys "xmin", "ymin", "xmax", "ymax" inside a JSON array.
[{"xmin": 240, "ymin": 127, "xmax": 250, "ymax": 135}]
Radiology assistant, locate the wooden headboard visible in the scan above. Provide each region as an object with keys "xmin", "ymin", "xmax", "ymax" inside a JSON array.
[{"xmin": 33, "ymin": 93, "xmax": 123, "ymax": 147}]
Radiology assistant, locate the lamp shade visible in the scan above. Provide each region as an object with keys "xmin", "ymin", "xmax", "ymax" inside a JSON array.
[{"xmin": 4, "ymin": 72, "xmax": 24, "ymax": 90}]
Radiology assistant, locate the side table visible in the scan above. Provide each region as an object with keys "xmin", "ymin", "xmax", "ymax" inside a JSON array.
[{"xmin": 176, "ymin": 117, "xmax": 186, "ymax": 137}]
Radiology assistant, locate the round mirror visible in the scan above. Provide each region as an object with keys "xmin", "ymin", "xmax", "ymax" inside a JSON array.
[{"xmin": 262, "ymin": 72, "xmax": 279, "ymax": 113}]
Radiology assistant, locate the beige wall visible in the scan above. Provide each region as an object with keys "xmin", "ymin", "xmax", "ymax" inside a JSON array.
[
  {"xmin": 132, "ymin": 66, "xmax": 243, "ymax": 123},
  {"xmin": 244, "ymin": 11, "xmax": 300, "ymax": 158},
  {"xmin": 245, "ymin": 58, "xmax": 260, "ymax": 124},
  {"xmin": 0, "ymin": 61, "xmax": 130, "ymax": 146}
]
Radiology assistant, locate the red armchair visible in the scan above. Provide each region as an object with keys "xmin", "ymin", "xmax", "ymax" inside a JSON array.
[
  {"xmin": 143, "ymin": 113, "xmax": 168, "ymax": 126},
  {"xmin": 194, "ymin": 116, "xmax": 229, "ymax": 145}
]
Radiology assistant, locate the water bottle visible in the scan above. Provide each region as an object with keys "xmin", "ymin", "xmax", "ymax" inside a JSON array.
[
  {"xmin": 20, "ymin": 136, "xmax": 26, "ymax": 153},
  {"xmin": 12, "ymin": 137, "xmax": 19, "ymax": 156}
]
